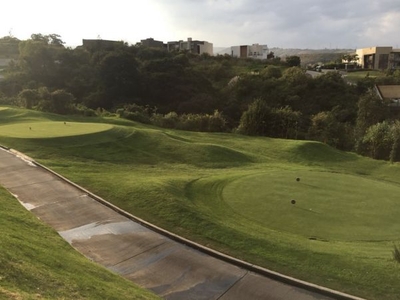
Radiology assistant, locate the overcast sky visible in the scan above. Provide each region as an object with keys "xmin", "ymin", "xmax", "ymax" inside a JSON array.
[{"xmin": 1, "ymin": 0, "xmax": 399, "ymax": 49}]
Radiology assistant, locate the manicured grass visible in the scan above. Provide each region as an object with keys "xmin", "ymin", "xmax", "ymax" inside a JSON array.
[
  {"xmin": 1, "ymin": 106, "xmax": 400, "ymax": 300},
  {"xmin": 0, "ymin": 121, "xmax": 113, "ymax": 138},
  {"xmin": 223, "ymin": 170, "xmax": 400, "ymax": 241},
  {"xmin": 344, "ymin": 70, "xmax": 384, "ymax": 83},
  {"xmin": 0, "ymin": 187, "xmax": 159, "ymax": 300}
]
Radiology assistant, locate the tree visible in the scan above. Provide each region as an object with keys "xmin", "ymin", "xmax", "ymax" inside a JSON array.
[
  {"xmin": 0, "ymin": 35, "xmax": 20, "ymax": 58},
  {"xmin": 355, "ymin": 91, "xmax": 390, "ymax": 154},
  {"xmin": 36, "ymin": 88, "xmax": 74, "ymax": 114},
  {"xmin": 355, "ymin": 91, "xmax": 389, "ymax": 137},
  {"xmin": 18, "ymin": 39, "xmax": 64, "ymax": 87},
  {"xmin": 238, "ymin": 98, "xmax": 272, "ymax": 135},
  {"xmin": 97, "ymin": 50, "xmax": 140, "ymax": 108},
  {"xmin": 307, "ymin": 109, "xmax": 354, "ymax": 150},
  {"xmin": 342, "ymin": 54, "xmax": 359, "ymax": 64},
  {"xmin": 18, "ymin": 88, "xmax": 39, "ymax": 109},
  {"xmin": 362, "ymin": 121, "xmax": 392, "ymax": 159},
  {"xmin": 260, "ymin": 66, "xmax": 282, "ymax": 79},
  {"xmin": 286, "ymin": 56, "xmax": 301, "ymax": 67},
  {"xmin": 30, "ymin": 33, "xmax": 65, "ymax": 46},
  {"xmin": 271, "ymin": 106, "xmax": 302, "ymax": 139}
]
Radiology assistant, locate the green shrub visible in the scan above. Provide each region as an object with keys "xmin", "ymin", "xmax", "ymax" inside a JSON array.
[{"xmin": 74, "ymin": 104, "xmax": 96, "ymax": 116}]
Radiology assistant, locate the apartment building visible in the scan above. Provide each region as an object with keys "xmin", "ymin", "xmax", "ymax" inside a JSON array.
[{"xmin": 356, "ymin": 47, "xmax": 400, "ymax": 70}]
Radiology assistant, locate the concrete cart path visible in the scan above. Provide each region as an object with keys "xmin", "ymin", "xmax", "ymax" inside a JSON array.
[{"xmin": 0, "ymin": 148, "xmax": 359, "ymax": 300}]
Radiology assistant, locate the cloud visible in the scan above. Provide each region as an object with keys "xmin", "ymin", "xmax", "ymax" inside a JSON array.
[
  {"xmin": 154, "ymin": 0, "xmax": 400, "ymax": 48},
  {"xmin": 1, "ymin": 0, "xmax": 398, "ymax": 49}
]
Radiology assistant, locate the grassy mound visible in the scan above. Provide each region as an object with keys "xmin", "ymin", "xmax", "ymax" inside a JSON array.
[{"xmin": 1, "ymin": 106, "xmax": 400, "ymax": 300}]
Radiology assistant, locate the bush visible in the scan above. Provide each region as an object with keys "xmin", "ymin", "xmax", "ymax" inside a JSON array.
[
  {"xmin": 117, "ymin": 103, "xmax": 153, "ymax": 124},
  {"xmin": 74, "ymin": 104, "xmax": 96, "ymax": 117},
  {"xmin": 120, "ymin": 111, "xmax": 151, "ymax": 124},
  {"xmin": 150, "ymin": 110, "xmax": 227, "ymax": 132}
]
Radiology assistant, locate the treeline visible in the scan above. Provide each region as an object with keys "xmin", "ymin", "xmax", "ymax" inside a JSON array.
[{"xmin": 1, "ymin": 34, "xmax": 400, "ymax": 161}]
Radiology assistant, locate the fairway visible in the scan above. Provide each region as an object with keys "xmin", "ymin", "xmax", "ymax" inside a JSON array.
[
  {"xmin": 0, "ymin": 121, "xmax": 113, "ymax": 138},
  {"xmin": 2, "ymin": 107, "xmax": 400, "ymax": 299},
  {"xmin": 223, "ymin": 170, "xmax": 400, "ymax": 241}
]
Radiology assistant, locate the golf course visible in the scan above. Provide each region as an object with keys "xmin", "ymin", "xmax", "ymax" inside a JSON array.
[{"xmin": 1, "ymin": 106, "xmax": 400, "ymax": 300}]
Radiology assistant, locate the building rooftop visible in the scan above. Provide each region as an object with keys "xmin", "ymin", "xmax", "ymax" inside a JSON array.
[{"xmin": 376, "ymin": 85, "xmax": 400, "ymax": 100}]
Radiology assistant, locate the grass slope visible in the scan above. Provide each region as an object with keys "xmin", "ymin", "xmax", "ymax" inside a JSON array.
[
  {"xmin": 1, "ymin": 107, "xmax": 400, "ymax": 300},
  {"xmin": 0, "ymin": 187, "xmax": 159, "ymax": 300}
]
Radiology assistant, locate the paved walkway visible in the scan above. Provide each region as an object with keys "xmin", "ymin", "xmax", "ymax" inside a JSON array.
[{"xmin": 0, "ymin": 147, "xmax": 361, "ymax": 300}]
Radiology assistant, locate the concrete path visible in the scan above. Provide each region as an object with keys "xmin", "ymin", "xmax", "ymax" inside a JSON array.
[{"xmin": 0, "ymin": 147, "xmax": 361, "ymax": 300}]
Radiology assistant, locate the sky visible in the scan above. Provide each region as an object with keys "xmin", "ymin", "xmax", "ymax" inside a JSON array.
[{"xmin": 1, "ymin": 0, "xmax": 399, "ymax": 50}]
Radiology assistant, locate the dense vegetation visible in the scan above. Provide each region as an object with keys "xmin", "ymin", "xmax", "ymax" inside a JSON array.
[
  {"xmin": 1, "ymin": 107, "xmax": 400, "ymax": 300},
  {"xmin": 1, "ymin": 33, "xmax": 400, "ymax": 159}
]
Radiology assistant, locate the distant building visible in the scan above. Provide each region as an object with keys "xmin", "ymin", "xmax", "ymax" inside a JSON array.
[
  {"xmin": 356, "ymin": 47, "xmax": 400, "ymax": 70},
  {"xmin": 140, "ymin": 38, "xmax": 165, "ymax": 49},
  {"xmin": 82, "ymin": 39, "xmax": 124, "ymax": 51},
  {"xmin": 231, "ymin": 44, "xmax": 268, "ymax": 59},
  {"xmin": 167, "ymin": 38, "xmax": 213, "ymax": 55}
]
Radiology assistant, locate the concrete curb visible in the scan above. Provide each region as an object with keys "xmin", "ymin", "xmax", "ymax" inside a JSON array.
[{"xmin": 4, "ymin": 146, "xmax": 366, "ymax": 300}]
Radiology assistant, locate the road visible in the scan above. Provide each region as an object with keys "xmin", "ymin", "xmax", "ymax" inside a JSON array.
[{"xmin": 0, "ymin": 147, "xmax": 362, "ymax": 300}]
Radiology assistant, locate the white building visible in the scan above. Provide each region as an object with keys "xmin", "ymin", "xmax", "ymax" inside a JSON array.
[{"xmin": 231, "ymin": 44, "xmax": 268, "ymax": 59}]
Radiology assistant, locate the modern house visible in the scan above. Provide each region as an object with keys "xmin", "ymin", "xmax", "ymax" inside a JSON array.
[
  {"xmin": 231, "ymin": 44, "xmax": 268, "ymax": 59},
  {"xmin": 167, "ymin": 38, "xmax": 213, "ymax": 55},
  {"xmin": 375, "ymin": 84, "xmax": 400, "ymax": 108},
  {"xmin": 356, "ymin": 47, "xmax": 400, "ymax": 70}
]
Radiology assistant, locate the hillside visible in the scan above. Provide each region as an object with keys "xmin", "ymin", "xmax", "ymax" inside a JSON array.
[{"xmin": 214, "ymin": 46, "xmax": 354, "ymax": 66}]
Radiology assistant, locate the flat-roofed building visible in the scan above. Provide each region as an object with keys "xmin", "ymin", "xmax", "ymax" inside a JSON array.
[
  {"xmin": 356, "ymin": 47, "xmax": 400, "ymax": 70},
  {"xmin": 231, "ymin": 44, "xmax": 268, "ymax": 59},
  {"xmin": 82, "ymin": 39, "xmax": 124, "ymax": 51},
  {"xmin": 141, "ymin": 38, "xmax": 165, "ymax": 49},
  {"xmin": 167, "ymin": 38, "xmax": 213, "ymax": 55},
  {"xmin": 375, "ymin": 84, "xmax": 400, "ymax": 108}
]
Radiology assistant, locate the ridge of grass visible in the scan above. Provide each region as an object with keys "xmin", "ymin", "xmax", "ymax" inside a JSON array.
[{"xmin": 0, "ymin": 187, "xmax": 159, "ymax": 300}]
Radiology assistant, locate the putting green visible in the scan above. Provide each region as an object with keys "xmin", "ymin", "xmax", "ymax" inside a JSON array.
[
  {"xmin": 0, "ymin": 122, "xmax": 113, "ymax": 138},
  {"xmin": 222, "ymin": 170, "xmax": 400, "ymax": 241}
]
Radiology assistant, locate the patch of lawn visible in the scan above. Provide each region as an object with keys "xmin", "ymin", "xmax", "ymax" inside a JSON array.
[
  {"xmin": 222, "ymin": 170, "xmax": 400, "ymax": 241},
  {"xmin": 344, "ymin": 70, "xmax": 384, "ymax": 84},
  {"xmin": 1, "ymin": 106, "xmax": 400, "ymax": 300},
  {"xmin": 0, "ymin": 187, "xmax": 159, "ymax": 300},
  {"xmin": 0, "ymin": 122, "xmax": 113, "ymax": 138}
]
